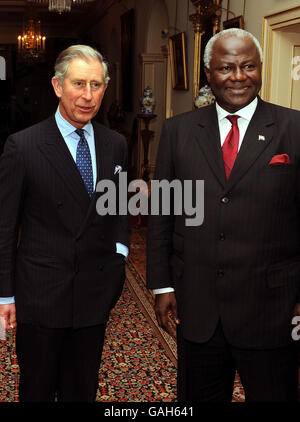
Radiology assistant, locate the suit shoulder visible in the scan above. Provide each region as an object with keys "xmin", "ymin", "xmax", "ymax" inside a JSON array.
[
  {"xmin": 264, "ymin": 101, "xmax": 300, "ymax": 122},
  {"xmin": 9, "ymin": 117, "xmax": 54, "ymax": 141},
  {"xmin": 7, "ymin": 117, "xmax": 55, "ymax": 152}
]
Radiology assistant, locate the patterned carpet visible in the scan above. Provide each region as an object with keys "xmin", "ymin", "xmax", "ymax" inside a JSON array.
[
  {"xmin": 0, "ymin": 225, "xmax": 245, "ymax": 402},
  {"xmin": 96, "ymin": 283, "xmax": 177, "ymax": 401}
]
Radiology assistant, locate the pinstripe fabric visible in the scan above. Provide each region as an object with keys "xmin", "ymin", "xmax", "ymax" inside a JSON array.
[
  {"xmin": 0, "ymin": 116, "xmax": 130, "ymax": 328},
  {"xmin": 147, "ymin": 97, "xmax": 300, "ymax": 349}
]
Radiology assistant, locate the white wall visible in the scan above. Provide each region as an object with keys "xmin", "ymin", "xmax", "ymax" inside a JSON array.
[{"xmin": 224, "ymin": 0, "xmax": 300, "ymax": 41}]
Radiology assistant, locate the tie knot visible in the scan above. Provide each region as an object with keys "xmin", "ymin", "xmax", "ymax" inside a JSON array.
[
  {"xmin": 226, "ymin": 115, "xmax": 240, "ymax": 126},
  {"xmin": 75, "ymin": 128, "xmax": 85, "ymax": 139}
]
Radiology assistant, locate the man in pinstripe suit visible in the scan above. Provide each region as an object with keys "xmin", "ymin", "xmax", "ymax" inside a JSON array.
[
  {"xmin": 147, "ymin": 29, "xmax": 300, "ymax": 401},
  {"xmin": 0, "ymin": 45, "xmax": 130, "ymax": 401}
]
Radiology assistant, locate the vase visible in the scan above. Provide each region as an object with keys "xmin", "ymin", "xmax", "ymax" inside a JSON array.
[{"xmin": 140, "ymin": 86, "xmax": 156, "ymax": 114}]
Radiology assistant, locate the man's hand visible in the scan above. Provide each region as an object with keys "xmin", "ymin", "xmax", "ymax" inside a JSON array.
[
  {"xmin": 154, "ymin": 292, "xmax": 180, "ymax": 335},
  {"xmin": 0, "ymin": 304, "xmax": 17, "ymax": 331}
]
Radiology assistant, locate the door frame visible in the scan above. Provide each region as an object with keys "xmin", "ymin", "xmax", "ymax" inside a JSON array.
[{"xmin": 261, "ymin": 6, "xmax": 300, "ymax": 105}]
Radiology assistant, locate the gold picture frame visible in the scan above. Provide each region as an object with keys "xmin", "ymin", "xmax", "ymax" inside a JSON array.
[
  {"xmin": 223, "ymin": 15, "xmax": 244, "ymax": 30},
  {"xmin": 169, "ymin": 32, "xmax": 188, "ymax": 90}
]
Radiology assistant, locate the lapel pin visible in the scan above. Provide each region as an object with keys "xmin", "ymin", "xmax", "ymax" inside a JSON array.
[{"xmin": 258, "ymin": 135, "xmax": 266, "ymax": 141}]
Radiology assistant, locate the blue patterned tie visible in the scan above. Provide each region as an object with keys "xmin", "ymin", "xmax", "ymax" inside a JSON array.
[{"xmin": 75, "ymin": 128, "xmax": 93, "ymax": 198}]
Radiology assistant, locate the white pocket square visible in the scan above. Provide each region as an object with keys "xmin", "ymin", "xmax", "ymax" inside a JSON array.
[
  {"xmin": 114, "ymin": 165, "xmax": 122, "ymax": 175},
  {"xmin": 258, "ymin": 135, "xmax": 266, "ymax": 141}
]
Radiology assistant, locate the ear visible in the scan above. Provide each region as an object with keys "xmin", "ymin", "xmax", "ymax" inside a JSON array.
[
  {"xmin": 204, "ymin": 67, "xmax": 211, "ymax": 83},
  {"xmin": 51, "ymin": 77, "xmax": 63, "ymax": 98}
]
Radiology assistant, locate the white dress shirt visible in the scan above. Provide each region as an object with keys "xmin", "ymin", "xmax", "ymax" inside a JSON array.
[{"xmin": 153, "ymin": 97, "xmax": 258, "ymax": 295}]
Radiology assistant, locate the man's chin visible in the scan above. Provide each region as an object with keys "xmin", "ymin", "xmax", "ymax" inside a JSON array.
[
  {"xmin": 74, "ymin": 112, "xmax": 96, "ymax": 125},
  {"xmin": 221, "ymin": 95, "xmax": 256, "ymax": 113}
]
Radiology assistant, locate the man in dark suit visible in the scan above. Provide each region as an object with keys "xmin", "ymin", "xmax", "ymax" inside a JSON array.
[
  {"xmin": 147, "ymin": 28, "xmax": 300, "ymax": 402},
  {"xmin": 0, "ymin": 45, "xmax": 130, "ymax": 401}
]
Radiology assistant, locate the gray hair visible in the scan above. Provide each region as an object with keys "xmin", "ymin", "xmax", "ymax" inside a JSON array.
[
  {"xmin": 203, "ymin": 28, "xmax": 263, "ymax": 69},
  {"xmin": 54, "ymin": 44, "xmax": 110, "ymax": 85}
]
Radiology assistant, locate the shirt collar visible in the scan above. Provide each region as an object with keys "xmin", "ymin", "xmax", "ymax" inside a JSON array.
[
  {"xmin": 216, "ymin": 97, "xmax": 258, "ymax": 123},
  {"xmin": 55, "ymin": 106, "xmax": 93, "ymax": 137}
]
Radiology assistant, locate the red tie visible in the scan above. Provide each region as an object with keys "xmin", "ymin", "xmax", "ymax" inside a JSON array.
[{"xmin": 222, "ymin": 115, "xmax": 240, "ymax": 179}]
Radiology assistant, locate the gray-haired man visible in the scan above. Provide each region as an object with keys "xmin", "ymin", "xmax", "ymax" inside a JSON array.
[
  {"xmin": 0, "ymin": 45, "xmax": 130, "ymax": 401},
  {"xmin": 147, "ymin": 29, "xmax": 300, "ymax": 402}
]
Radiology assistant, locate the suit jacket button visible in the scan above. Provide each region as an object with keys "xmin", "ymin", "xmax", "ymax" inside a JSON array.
[
  {"xmin": 219, "ymin": 233, "xmax": 225, "ymax": 241},
  {"xmin": 217, "ymin": 269, "xmax": 224, "ymax": 277},
  {"xmin": 99, "ymin": 265, "xmax": 104, "ymax": 271},
  {"xmin": 57, "ymin": 202, "xmax": 63, "ymax": 208},
  {"xmin": 221, "ymin": 197, "xmax": 229, "ymax": 204}
]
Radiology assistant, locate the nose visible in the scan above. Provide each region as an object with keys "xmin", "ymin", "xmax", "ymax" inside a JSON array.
[
  {"xmin": 81, "ymin": 84, "xmax": 92, "ymax": 100},
  {"xmin": 230, "ymin": 66, "xmax": 247, "ymax": 81}
]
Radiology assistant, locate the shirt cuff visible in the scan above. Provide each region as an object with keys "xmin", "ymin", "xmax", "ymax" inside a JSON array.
[
  {"xmin": 153, "ymin": 287, "xmax": 175, "ymax": 294},
  {"xmin": 116, "ymin": 242, "xmax": 129, "ymax": 259},
  {"xmin": 0, "ymin": 296, "xmax": 15, "ymax": 304}
]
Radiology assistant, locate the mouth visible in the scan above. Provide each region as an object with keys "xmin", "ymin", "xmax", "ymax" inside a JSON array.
[
  {"xmin": 77, "ymin": 106, "xmax": 95, "ymax": 112},
  {"xmin": 226, "ymin": 87, "xmax": 250, "ymax": 94}
]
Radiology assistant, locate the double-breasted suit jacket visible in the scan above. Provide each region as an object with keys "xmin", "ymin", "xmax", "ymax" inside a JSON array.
[
  {"xmin": 147, "ymin": 97, "xmax": 300, "ymax": 349},
  {"xmin": 0, "ymin": 116, "xmax": 130, "ymax": 328}
]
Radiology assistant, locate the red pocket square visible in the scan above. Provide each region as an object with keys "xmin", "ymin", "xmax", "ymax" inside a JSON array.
[{"xmin": 269, "ymin": 154, "xmax": 290, "ymax": 165}]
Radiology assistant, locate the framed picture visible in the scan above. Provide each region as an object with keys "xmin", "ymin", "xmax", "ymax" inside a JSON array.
[
  {"xmin": 223, "ymin": 15, "xmax": 244, "ymax": 30},
  {"xmin": 169, "ymin": 32, "xmax": 188, "ymax": 90}
]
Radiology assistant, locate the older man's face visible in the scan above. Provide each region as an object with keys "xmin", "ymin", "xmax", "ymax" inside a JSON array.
[
  {"xmin": 52, "ymin": 58, "xmax": 107, "ymax": 128},
  {"xmin": 205, "ymin": 35, "xmax": 262, "ymax": 113}
]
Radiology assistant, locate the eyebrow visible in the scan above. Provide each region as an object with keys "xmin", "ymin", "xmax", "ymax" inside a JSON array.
[
  {"xmin": 71, "ymin": 78, "xmax": 104, "ymax": 84},
  {"xmin": 72, "ymin": 78, "xmax": 102, "ymax": 81},
  {"xmin": 217, "ymin": 58, "xmax": 257, "ymax": 65}
]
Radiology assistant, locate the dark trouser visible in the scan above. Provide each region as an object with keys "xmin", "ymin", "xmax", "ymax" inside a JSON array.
[
  {"xmin": 177, "ymin": 322, "xmax": 299, "ymax": 402},
  {"xmin": 16, "ymin": 322, "xmax": 106, "ymax": 402}
]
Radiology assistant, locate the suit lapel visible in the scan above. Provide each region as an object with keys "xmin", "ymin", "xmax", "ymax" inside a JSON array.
[
  {"xmin": 93, "ymin": 122, "xmax": 113, "ymax": 183},
  {"xmin": 193, "ymin": 104, "xmax": 227, "ymax": 188},
  {"xmin": 224, "ymin": 98, "xmax": 275, "ymax": 194},
  {"xmin": 37, "ymin": 116, "xmax": 91, "ymax": 212}
]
